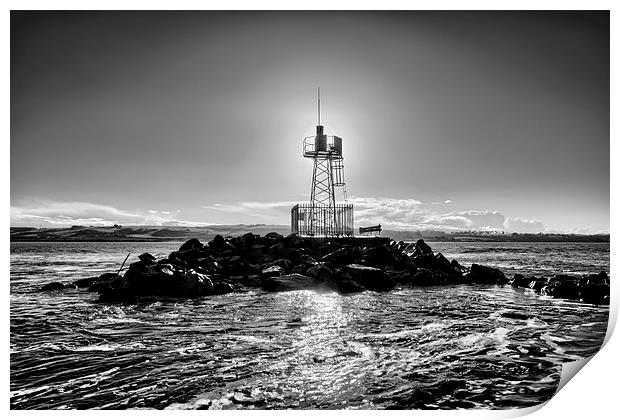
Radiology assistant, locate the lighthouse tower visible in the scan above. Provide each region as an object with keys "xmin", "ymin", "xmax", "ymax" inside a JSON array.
[{"xmin": 291, "ymin": 89, "xmax": 354, "ymax": 236}]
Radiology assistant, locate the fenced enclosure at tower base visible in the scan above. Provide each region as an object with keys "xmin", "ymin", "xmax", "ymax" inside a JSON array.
[{"xmin": 291, "ymin": 203, "xmax": 354, "ymax": 237}]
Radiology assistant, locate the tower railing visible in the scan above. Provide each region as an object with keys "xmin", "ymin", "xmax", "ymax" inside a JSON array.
[
  {"xmin": 291, "ymin": 203, "xmax": 354, "ymax": 237},
  {"xmin": 303, "ymin": 135, "xmax": 343, "ymax": 157}
]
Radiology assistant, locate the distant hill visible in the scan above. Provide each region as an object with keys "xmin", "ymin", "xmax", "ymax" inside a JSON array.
[
  {"xmin": 10, "ymin": 225, "xmax": 609, "ymax": 243},
  {"xmin": 9, "ymin": 224, "xmax": 291, "ymax": 242}
]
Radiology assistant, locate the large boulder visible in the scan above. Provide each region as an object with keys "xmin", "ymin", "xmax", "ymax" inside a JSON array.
[
  {"xmin": 411, "ymin": 239, "xmax": 433, "ymax": 257},
  {"xmin": 333, "ymin": 278, "xmax": 365, "ymax": 294},
  {"xmin": 510, "ymin": 274, "xmax": 531, "ymax": 288},
  {"xmin": 168, "ymin": 248, "xmax": 201, "ymax": 267},
  {"xmin": 87, "ymin": 273, "xmax": 124, "ymax": 292},
  {"xmin": 580, "ymin": 271, "xmax": 609, "ymax": 286},
  {"xmin": 263, "ymin": 274, "xmax": 318, "ymax": 292},
  {"xmin": 262, "ymin": 265, "xmax": 286, "ymax": 278},
  {"xmin": 179, "ymin": 238, "xmax": 203, "ymax": 252},
  {"xmin": 412, "ymin": 253, "xmax": 462, "ymax": 282},
  {"xmin": 580, "ymin": 283, "xmax": 610, "ymax": 305},
  {"xmin": 410, "ymin": 269, "xmax": 447, "ymax": 287},
  {"xmin": 528, "ymin": 278, "xmax": 548, "ymax": 293},
  {"xmin": 161, "ymin": 271, "xmax": 214, "ymax": 297},
  {"xmin": 265, "ymin": 232, "xmax": 284, "ymax": 241},
  {"xmin": 72, "ymin": 276, "xmax": 99, "ymax": 288},
  {"xmin": 240, "ymin": 232, "xmax": 256, "ymax": 247},
  {"xmin": 343, "ymin": 264, "xmax": 395, "ymax": 291},
  {"xmin": 208, "ymin": 234, "xmax": 225, "ymax": 249},
  {"xmin": 362, "ymin": 245, "xmax": 398, "ymax": 267},
  {"xmin": 240, "ymin": 274, "xmax": 263, "ymax": 288},
  {"xmin": 541, "ymin": 278, "xmax": 581, "ymax": 300},
  {"xmin": 465, "ymin": 264, "xmax": 507, "ymax": 285},
  {"xmin": 306, "ymin": 263, "xmax": 336, "ymax": 283},
  {"xmin": 40, "ymin": 282, "xmax": 70, "ymax": 292},
  {"xmin": 385, "ymin": 269, "xmax": 412, "ymax": 285},
  {"xmin": 138, "ymin": 252, "xmax": 157, "ymax": 265},
  {"xmin": 213, "ymin": 281, "xmax": 235, "ymax": 295},
  {"xmin": 321, "ymin": 247, "xmax": 351, "ymax": 265}
]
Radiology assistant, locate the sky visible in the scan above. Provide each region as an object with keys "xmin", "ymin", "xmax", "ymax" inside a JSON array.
[{"xmin": 10, "ymin": 11, "xmax": 610, "ymax": 233}]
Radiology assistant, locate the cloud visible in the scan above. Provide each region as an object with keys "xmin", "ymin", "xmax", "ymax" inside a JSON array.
[
  {"xmin": 10, "ymin": 200, "xmax": 214, "ymax": 227},
  {"xmin": 13, "ymin": 197, "xmax": 548, "ymax": 233},
  {"xmin": 202, "ymin": 196, "xmax": 548, "ymax": 233},
  {"xmin": 348, "ymin": 197, "xmax": 545, "ymax": 233},
  {"xmin": 503, "ymin": 217, "xmax": 545, "ymax": 233}
]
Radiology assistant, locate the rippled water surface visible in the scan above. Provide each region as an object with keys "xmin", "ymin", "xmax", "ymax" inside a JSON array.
[{"xmin": 10, "ymin": 241, "xmax": 610, "ymax": 409}]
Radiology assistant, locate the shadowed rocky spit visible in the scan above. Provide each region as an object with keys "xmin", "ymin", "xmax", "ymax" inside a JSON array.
[{"xmin": 39, "ymin": 233, "xmax": 610, "ymax": 306}]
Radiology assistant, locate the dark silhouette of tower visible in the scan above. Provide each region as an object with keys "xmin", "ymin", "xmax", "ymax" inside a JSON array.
[{"xmin": 291, "ymin": 89, "xmax": 354, "ymax": 236}]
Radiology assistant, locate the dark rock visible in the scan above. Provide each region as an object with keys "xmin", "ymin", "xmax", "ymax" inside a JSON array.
[
  {"xmin": 580, "ymin": 283, "xmax": 610, "ymax": 305},
  {"xmin": 541, "ymin": 278, "xmax": 580, "ymax": 300},
  {"xmin": 138, "ymin": 252, "xmax": 157, "ymax": 265},
  {"xmin": 362, "ymin": 245, "xmax": 398, "ymax": 267},
  {"xmin": 40, "ymin": 282, "xmax": 68, "ymax": 292},
  {"xmin": 164, "ymin": 271, "xmax": 213, "ymax": 297},
  {"xmin": 451, "ymin": 259, "xmax": 463, "ymax": 270},
  {"xmin": 290, "ymin": 264, "xmax": 308, "ymax": 274},
  {"xmin": 87, "ymin": 273, "xmax": 124, "ymax": 292},
  {"xmin": 413, "ymin": 253, "xmax": 463, "ymax": 282},
  {"xmin": 262, "ymin": 265, "xmax": 285, "ymax": 278},
  {"xmin": 465, "ymin": 264, "xmax": 507, "ymax": 285},
  {"xmin": 123, "ymin": 265, "xmax": 165, "ymax": 296},
  {"xmin": 128, "ymin": 260, "xmax": 153, "ymax": 271},
  {"xmin": 550, "ymin": 274, "xmax": 579, "ymax": 283},
  {"xmin": 385, "ymin": 269, "xmax": 412, "ymax": 284},
  {"xmin": 300, "ymin": 254, "xmax": 318, "ymax": 265},
  {"xmin": 321, "ymin": 247, "xmax": 351, "ymax": 264},
  {"xmin": 240, "ymin": 232, "xmax": 256, "ymax": 247},
  {"xmin": 500, "ymin": 311, "xmax": 530, "ymax": 320},
  {"xmin": 240, "ymin": 274, "xmax": 263, "ymax": 288},
  {"xmin": 98, "ymin": 285, "xmax": 136, "ymax": 303},
  {"xmin": 306, "ymin": 263, "xmax": 336, "ymax": 283},
  {"xmin": 179, "ymin": 238, "xmax": 203, "ymax": 252},
  {"xmin": 581, "ymin": 271, "xmax": 609, "ymax": 286},
  {"xmin": 269, "ymin": 242, "xmax": 285, "ymax": 255},
  {"xmin": 343, "ymin": 264, "xmax": 395, "ymax": 291},
  {"xmin": 223, "ymin": 241, "xmax": 238, "ymax": 253},
  {"xmin": 410, "ymin": 268, "xmax": 447, "ymax": 286},
  {"xmin": 168, "ymin": 248, "xmax": 201, "ymax": 266},
  {"xmin": 213, "ymin": 281, "xmax": 235, "ymax": 295},
  {"xmin": 239, "ymin": 247, "xmax": 265, "ymax": 263},
  {"xmin": 528, "ymin": 278, "xmax": 548, "ymax": 293},
  {"xmin": 263, "ymin": 274, "xmax": 318, "ymax": 292},
  {"xmin": 72, "ymin": 276, "xmax": 99, "ymax": 288},
  {"xmin": 333, "ymin": 278, "xmax": 365, "ymax": 294},
  {"xmin": 411, "ymin": 239, "xmax": 433, "ymax": 257},
  {"xmin": 227, "ymin": 275, "xmax": 246, "ymax": 284},
  {"xmin": 269, "ymin": 259, "xmax": 293, "ymax": 272},
  {"xmin": 279, "ymin": 247, "xmax": 300, "ymax": 259},
  {"xmin": 265, "ymin": 232, "xmax": 284, "ymax": 241},
  {"xmin": 209, "ymin": 234, "xmax": 225, "ymax": 249},
  {"xmin": 510, "ymin": 274, "xmax": 530, "ymax": 288}
]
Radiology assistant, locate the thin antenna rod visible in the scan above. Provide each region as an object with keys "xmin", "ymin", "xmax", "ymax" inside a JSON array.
[{"xmin": 317, "ymin": 87, "xmax": 321, "ymax": 125}]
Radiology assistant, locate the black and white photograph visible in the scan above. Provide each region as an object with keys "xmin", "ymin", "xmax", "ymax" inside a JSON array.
[{"xmin": 9, "ymin": 7, "xmax": 612, "ymax": 412}]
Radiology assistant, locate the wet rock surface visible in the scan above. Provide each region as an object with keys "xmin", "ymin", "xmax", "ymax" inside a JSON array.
[{"xmin": 54, "ymin": 235, "xmax": 609, "ymax": 305}]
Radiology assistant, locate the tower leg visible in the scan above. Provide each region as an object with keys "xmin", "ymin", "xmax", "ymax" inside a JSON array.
[{"xmin": 309, "ymin": 157, "xmax": 336, "ymax": 236}]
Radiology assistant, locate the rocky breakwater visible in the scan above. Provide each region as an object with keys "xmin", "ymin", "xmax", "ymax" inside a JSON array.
[{"xmin": 41, "ymin": 233, "xmax": 610, "ymax": 306}]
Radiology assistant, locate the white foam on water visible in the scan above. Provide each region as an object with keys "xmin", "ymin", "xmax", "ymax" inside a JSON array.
[{"xmin": 459, "ymin": 327, "xmax": 510, "ymax": 348}]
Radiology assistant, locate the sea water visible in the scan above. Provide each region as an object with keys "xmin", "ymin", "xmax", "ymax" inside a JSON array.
[{"xmin": 10, "ymin": 241, "xmax": 610, "ymax": 409}]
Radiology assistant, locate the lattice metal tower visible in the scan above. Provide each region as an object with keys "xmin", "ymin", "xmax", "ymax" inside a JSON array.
[{"xmin": 291, "ymin": 89, "xmax": 354, "ymax": 236}]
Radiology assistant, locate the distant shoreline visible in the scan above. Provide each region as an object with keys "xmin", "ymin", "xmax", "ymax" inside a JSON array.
[{"xmin": 10, "ymin": 224, "xmax": 609, "ymax": 244}]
